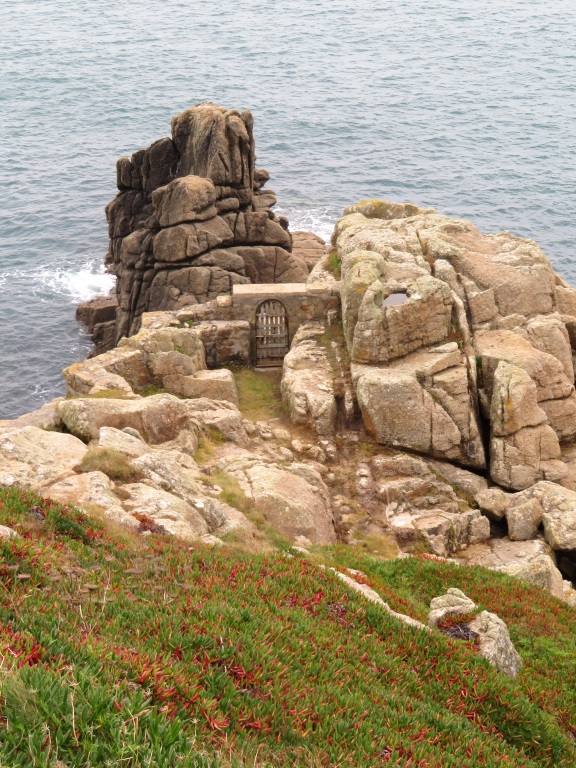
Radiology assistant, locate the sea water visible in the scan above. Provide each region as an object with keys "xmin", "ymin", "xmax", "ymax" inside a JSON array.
[{"xmin": 1, "ymin": 0, "xmax": 575, "ymax": 417}]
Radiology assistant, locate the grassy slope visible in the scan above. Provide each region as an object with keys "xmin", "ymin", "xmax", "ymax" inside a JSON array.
[
  {"xmin": 1, "ymin": 487, "xmax": 575, "ymax": 767},
  {"xmin": 231, "ymin": 368, "xmax": 284, "ymax": 423}
]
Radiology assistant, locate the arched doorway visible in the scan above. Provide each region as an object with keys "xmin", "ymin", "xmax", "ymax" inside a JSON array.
[{"xmin": 255, "ymin": 300, "xmax": 289, "ymax": 367}]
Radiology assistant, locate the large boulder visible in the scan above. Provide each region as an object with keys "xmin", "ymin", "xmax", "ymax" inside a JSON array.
[
  {"xmin": 185, "ymin": 398, "xmax": 248, "ymax": 445},
  {"xmin": 218, "ymin": 452, "xmax": 336, "ymax": 545},
  {"xmin": 469, "ymin": 611, "xmax": 523, "ymax": 678},
  {"xmin": 120, "ymin": 483, "xmax": 209, "ymax": 541},
  {"xmin": 44, "ymin": 471, "xmax": 138, "ymax": 530},
  {"xmin": 152, "ymin": 175, "xmax": 218, "ymax": 227},
  {"xmin": 475, "ymin": 331, "xmax": 576, "ymax": 489},
  {"xmin": 334, "ymin": 451, "xmax": 489, "ymax": 557},
  {"xmin": 281, "ymin": 322, "xmax": 354, "ymax": 437},
  {"xmin": 64, "ymin": 320, "xmax": 243, "ymax": 407},
  {"xmin": 353, "ymin": 346, "xmax": 485, "ymax": 469},
  {"xmin": 97, "ymin": 426, "xmax": 149, "ymax": 458},
  {"xmin": 56, "ymin": 394, "xmax": 196, "ymax": 445},
  {"xmin": 291, "ymin": 231, "xmax": 326, "ymax": 271},
  {"xmin": 0, "ymin": 398, "xmax": 64, "ymax": 435},
  {"xmin": 490, "ymin": 422, "xmax": 563, "ymax": 491},
  {"xmin": 76, "ymin": 295, "xmax": 118, "ymax": 334},
  {"xmin": 0, "ymin": 427, "xmax": 87, "ymax": 490},
  {"xmin": 458, "ymin": 537, "xmax": 569, "ymax": 601},
  {"xmin": 131, "ymin": 449, "xmax": 253, "ymax": 537},
  {"xmin": 332, "ymin": 201, "xmax": 576, "ymax": 490},
  {"xmin": 505, "ymin": 499, "xmax": 542, "ymax": 541},
  {"xmin": 163, "ymin": 369, "xmax": 238, "ymax": 405},
  {"xmin": 102, "ymin": 103, "xmax": 306, "ymax": 343},
  {"xmin": 534, "ymin": 482, "xmax": 576, "ymax": 550}
]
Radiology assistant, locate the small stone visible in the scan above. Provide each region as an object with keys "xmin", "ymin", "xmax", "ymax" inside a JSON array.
[
  {"xmin": 428, "ymin": 588, "xmax": 477, "ymax": 628},
  {"xmin": 469, "ymin": 611, "xmax": 522, "ymax": 678},
  {"xmin": 475, "ymin": 488, "xmax": 511, "ymax": 521},
  {"xmin": 505, "ymin": 499, "xmax": 542, "ymax": 541},
  {"xmin": 275, "ymin": 447, "xmax": 294, "ymax": 462},
  {"xmin": 0, "ymin": 525, "xmax": 20, "ymax": 540},
  {"xmin": 122, "ymin": 427, "xmax": 145, "ymax": 440},
  {"xmin": 242, "ymin": 420, "xmax": 259, "ymax": 437}
]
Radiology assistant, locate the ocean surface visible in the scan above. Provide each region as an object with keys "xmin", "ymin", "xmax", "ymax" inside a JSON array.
[{"xmin": 1, "ymin": 0, "xmax": 575, "ymax": 418}]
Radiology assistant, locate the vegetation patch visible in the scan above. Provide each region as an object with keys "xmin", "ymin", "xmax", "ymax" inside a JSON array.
[
  {"xmin": 195, "ymin": 429, "xmax": 225, "ymax": 466},
  {"xmin": 204, "ymin": 471, "xmax": 253, "ymax": 517},
  {"xmin": 436, "ymin": 611, "xmax": 480, "ymax": 643},
  {"xmin": 325, "ymin": 249, "xmax": 341, "ymax": 279},
  {"xmin": 82, "ymin": 388, "xmax": 132, "ymax": 399},
  {"xmin": 79, "ymin": 446, "xmax": 142, "ymax": 482},
  {"xmin": 230, "ymin": 368, "xmax": 283, "ymax": 422},
  {"xmin": 1, "ymin": 487, "xmax": 576, "ymax": 767},
  {"xmin": 354, "ymin": 533, "xmax": 399, "ymax": 559}
]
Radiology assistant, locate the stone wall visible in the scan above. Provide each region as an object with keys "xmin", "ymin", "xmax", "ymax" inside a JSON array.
[{"xmin": 231, "ymin": 282, "xmax": 341, "ymax": 364}]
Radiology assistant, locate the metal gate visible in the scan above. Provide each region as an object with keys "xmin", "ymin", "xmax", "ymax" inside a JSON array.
[{"xmin": 255, "ymin": 300, "xmax": 289, "ymax": 367}]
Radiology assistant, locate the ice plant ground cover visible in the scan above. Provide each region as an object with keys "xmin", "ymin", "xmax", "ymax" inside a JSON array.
[{"xmin": 1, "ymin": 487, "xmax": 576, "ymax": 767}]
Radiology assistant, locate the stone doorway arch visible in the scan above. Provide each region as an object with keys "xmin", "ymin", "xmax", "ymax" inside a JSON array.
[{"xmin": 255, "ymin": 300, "xmax": 289, "ymax": 367}]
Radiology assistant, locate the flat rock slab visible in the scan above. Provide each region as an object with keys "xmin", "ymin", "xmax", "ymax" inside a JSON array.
[{"xmin": 0, "ymin": 426, "xmax": 87, "ymax": 490}]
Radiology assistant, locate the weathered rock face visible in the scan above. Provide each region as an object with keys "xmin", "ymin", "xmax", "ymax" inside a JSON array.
[
  {"xmin": 458, "ymin": 537, "xmax": 571, "ymax": 601},
  {"xmin": 216, "ymin": 451, "xmax": 336, "ymax": 545},
  {"xmin": 0, "ymin": 399, "xmax": 64, "ymax": 435},
  {"xmin": 63, "ymin": 321, "xmax": 240, "ymax": 406},
  {"xmin": 105, "ymin": 103, "xmax": 308, "ymax": 344},
  {"xmin": 291, "ymin": 231, "xmax": 327, "ymax": 272},
  {"xmin": 45, "ymin": 471, "xmax": 139, "ymax": 530},
  {"xmin": 56, "ymin": 393, "xmax": 197, "ymax": 446},
  {"xmin": 334, "ymin": 201, "xmax": 576, "ymax": 488},
  {"xmin": 468, "ymin": 611, "xmax": 523, "ymax": 678},
  {"xmin": 0, "ymin": 427, "xmax": 88, "ymax": 491},
  {"xmin": 332, "ymin": 451, "xmax": 490, "ymax": 557},
  {"xmin": 352, "ymin": 343, "xmax": 485, "ymax": 469},
  {"xmin": 76, "ymin": 296, "xmax": 119, "ymax": 357}
]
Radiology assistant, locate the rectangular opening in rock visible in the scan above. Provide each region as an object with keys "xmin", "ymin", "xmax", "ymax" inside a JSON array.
[{"xmin": 383, "ymin": 292, "xmax": 408, "ymax": 306}]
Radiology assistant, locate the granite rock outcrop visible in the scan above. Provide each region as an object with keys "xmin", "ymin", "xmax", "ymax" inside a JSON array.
[
  {"xmin": 333, "ymin": 200, "xmax": 576, "ymax": 490},
  {"xmin": 104, "ymin": 103, "xmax": 308, "ymax": 345}
]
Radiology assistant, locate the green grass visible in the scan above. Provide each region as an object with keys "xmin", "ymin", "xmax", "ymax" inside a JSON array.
[
  {"xmin": 194, "ymin": 429, "xmax": 226, "ymax": 466},
  {"xmin": 79, "ymin": 447, "xmax": 142, "ymax": 482},
  {"xmin": 81, "ymin": 388, "xmax": 132, "ymax": 400},
  {"xmin": 203, "ymin": 472, "xmax": 253, "ymax": 517},
  {"xmin": 1, "ymin": 486, "xmax": 576, "ymax": 767},
  {"xmin": 325, "ymin": 250, "xmax": 341, "ymax": 279},
  {"xmin": 230, "ymin": 369, "xmax": 283, "ymax": 422}
]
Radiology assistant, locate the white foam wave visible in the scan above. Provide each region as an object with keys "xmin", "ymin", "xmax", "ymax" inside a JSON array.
[
  {"xmin": 40, "ymin": 264, "xmax": 116, "ymax": 303},
  {"xmin": 0, "ymin": 260, "xmax": 115, "ymax": 304},
  {"xmin": 275, "ymin": 205, "xmax": 342, "ymax": 243}
]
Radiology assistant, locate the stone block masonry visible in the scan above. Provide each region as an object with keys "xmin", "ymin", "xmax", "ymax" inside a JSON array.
[{"xmin": 232, "ymin": 282, "xmax": 341, "ymax": 365}]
